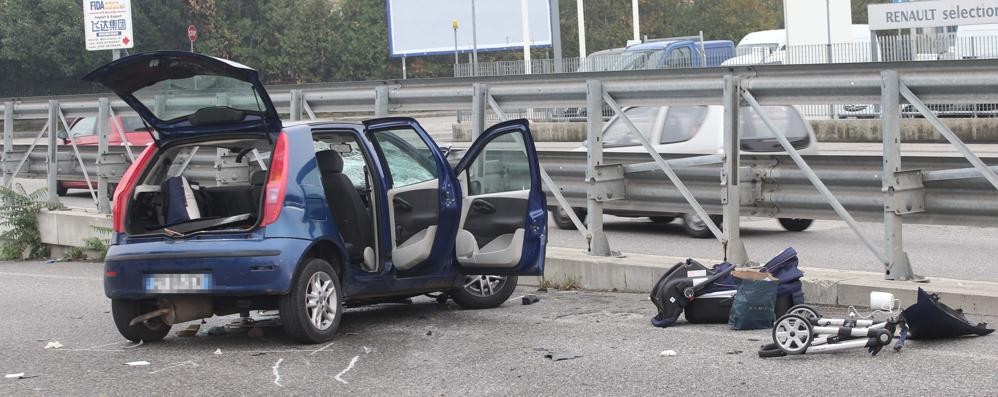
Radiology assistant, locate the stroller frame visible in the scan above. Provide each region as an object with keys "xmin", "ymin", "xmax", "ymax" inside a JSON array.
[{"xmin": 762, "ymin": 305, "xmax": 908, "ymax": 357}]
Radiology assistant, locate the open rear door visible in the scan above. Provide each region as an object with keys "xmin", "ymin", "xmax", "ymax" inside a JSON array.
[{"xmin": 453, "ymin": 119, "xmax": 546, "ymax": 275}]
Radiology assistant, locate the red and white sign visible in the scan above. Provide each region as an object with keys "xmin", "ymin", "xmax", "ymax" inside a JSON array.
[{"xmin": 187, "ymin": 24, "xmax": 197, "ymax": 42}]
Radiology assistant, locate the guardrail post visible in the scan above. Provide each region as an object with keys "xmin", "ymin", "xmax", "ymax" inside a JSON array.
[
  {"xmin": 722, "ymin": 75, "xmax": 748, "ymax": 265},
  {"xmin": 46, "ymin": 100, "xmax": 59, "ymax": 203},
  {"xmin": 374, "ymin": 85, "xmax": 389, "ymax": 117},
  {"xmin": 289, "ymin": 89, "xmax": 302, "ymax": 121},
  {"xmin": 96, "ymin": 98, "xmax": 111, "ymax": 213},
  {"xmin": 471, "ymin": 83, "xmax": 487, "ymax": 141},
  {"xmin": 2, "ymin": 102, "xmax": 12, "ymax": 186},
  {"xmin": 586, "ymin": 79, "xmax": 611, "ymax": 256},
  {"xmin": 880, "ymin": 71, "xmax": 917, "ymax": 281}
]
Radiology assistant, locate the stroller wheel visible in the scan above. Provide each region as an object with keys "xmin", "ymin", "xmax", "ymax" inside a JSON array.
[
  {"xmin": 773, "ymin": 314, "xmax": 813, "ymax": 355},
  {"xmin": 787, "ymin": 304, "xmax": 820, "ymax": 320}
]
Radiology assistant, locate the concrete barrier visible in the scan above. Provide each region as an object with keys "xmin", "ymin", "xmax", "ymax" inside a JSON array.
[
  {"xmin": 36, "ymin": 209, "xmax": 111, "ymax": 254},
  {"xmin": 524, "ymin": 247, "xmax": 998, "ymax": 316}
]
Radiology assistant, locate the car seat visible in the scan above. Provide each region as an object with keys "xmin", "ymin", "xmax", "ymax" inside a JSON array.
[{"xmin": 315, "ymin": 150, "xmax": 374, "ymax": 266}]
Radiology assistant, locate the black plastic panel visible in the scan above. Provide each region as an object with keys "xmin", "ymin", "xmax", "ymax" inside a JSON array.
[{"xmin": 463, "ymin": 197, "xmax": 527, "ymax": 248}]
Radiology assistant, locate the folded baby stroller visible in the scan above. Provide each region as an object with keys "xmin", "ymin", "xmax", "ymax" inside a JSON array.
[{"xmin": 650, "ymin": 247, "xmax": 806, "ymax": 328}]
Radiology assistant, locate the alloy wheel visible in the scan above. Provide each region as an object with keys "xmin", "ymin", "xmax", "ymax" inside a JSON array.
[{"xmin": 304, "ymin": 271, "xmax": 337, "ymax": 330}]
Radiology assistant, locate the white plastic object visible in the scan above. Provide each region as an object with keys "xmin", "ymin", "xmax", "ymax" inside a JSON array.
[{"xmin": 869, "ymin": 291, "xmax": 895, "ymax": 311}]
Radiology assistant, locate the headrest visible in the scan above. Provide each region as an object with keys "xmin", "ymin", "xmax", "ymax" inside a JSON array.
[
  {"xmin": 250, "ymin": 170, "xmax": 267, "ymax": 185},
  {"xmin": 315, "ymin": 150, "xmax": 344, "ymax": 173}
]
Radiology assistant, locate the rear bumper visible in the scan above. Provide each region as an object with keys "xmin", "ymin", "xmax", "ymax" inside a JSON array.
[{"xmin": 104, "ymin": 237, "xmax": 311, "ymax": 299}]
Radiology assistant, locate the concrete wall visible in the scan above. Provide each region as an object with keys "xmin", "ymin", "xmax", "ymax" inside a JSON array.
[
  {"xmin": 452, "ymin": 118, "xmax": 998, "ymax": 143},
  {"xmin": 37, "ymin": 210, "xmax": 111, "ymax": 248}
]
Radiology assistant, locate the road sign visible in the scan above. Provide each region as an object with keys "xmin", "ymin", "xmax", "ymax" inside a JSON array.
[
  {"xmin": 82, "ymin": 0, "xmax": 134, "ymax": 51},
  {"xmin": 188, "ymin": 25, "xmax": 197, "ymax": 42}
]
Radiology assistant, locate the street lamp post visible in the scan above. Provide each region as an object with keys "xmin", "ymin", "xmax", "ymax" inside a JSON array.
[{"xmin": 453, "ymin": 20, "xmax": 460, "ymax": 65}]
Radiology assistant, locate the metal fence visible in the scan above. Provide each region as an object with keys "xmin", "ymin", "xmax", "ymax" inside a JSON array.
[{"xmin": 4, "ymin": 60, "xmax": 998, "ymax": 282}]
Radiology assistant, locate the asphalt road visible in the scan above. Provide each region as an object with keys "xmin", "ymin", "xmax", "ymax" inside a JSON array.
[
  {"xmin": 0, "ymin": 260, "xmax": 995, "ymax": 396},
  {"xmin": 548, "ymin": 215, "xmax": 998, "ymax": 283}
]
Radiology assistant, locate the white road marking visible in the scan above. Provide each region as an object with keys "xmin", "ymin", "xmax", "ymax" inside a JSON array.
[
  {"xmin": 334, "ymin": 356, "xmax": 360, "ymax": 384},
  {"xmin": 308, "ymin": 341, "xmax": 334, "ymax": 356},
  {"xmin": 0, "ymin": 272, "xmax": 100, "ymax": 281},
  {"xmin": 271, "ymin": 358, "xmax": 284, "ymax": 387}
]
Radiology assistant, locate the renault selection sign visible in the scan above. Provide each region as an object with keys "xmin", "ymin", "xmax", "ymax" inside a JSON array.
[
  {"xmin": 869, "ymin": 0, "xmax": 998, "ymax": 30},
  {"xmin": 83, "ymin": 0, "xmax": 134, "ymax": 51}
]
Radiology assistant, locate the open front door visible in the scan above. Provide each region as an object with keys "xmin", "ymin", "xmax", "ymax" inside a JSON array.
[{"xmin": 453, "ymin": 119, "xmax": 546, "ymax": 275}]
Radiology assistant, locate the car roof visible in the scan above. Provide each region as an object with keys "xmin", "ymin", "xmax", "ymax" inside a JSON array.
[{"xmin": 626, "ymin": 40, "xmax": 731, "ymax": 52}]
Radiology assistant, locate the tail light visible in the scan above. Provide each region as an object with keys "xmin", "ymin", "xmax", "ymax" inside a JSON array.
[
  {"xmin": 260, "ymin": 132, "xmax": 289, "ymax": 227},
  {"xmin": 113, "ymin": 144, "xmax": 157, "ymax": 233}
]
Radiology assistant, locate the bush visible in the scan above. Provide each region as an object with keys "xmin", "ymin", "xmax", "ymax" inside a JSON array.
[{"xmin": 0, "ymin": 184, "xmax": 49, "ymax": 260}]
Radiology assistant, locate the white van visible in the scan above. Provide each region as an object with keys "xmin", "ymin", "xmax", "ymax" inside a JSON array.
[
  {"xmin": 553, "ymin": 105, "xmax": 819, "ymax": 237},
  {"xmin": 722, "ymin": 29, "xmax": 786, "ymax": 66}
]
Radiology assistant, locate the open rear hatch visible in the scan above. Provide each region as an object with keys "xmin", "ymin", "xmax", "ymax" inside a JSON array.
[{"xmin": 82, "ymin": 51, "xmax": 281, "ymax": 143}]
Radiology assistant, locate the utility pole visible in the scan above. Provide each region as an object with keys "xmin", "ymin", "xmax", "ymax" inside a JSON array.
[
  {"xmin": 521, "ymin": 0, "xmax": 532, "ymax": 74},
  {"xmin": 471, "ymin": 0, "xmax": 479, "ymax": 75},
  {"xmin": 550, "ymin": 0, "xmax": 562, "ymax": 72},
  {"xmin": 576, "ymin": 0, "xmax": 586, "ymax": 59},
  {"xmin": 631, "ymin": 0, "xmax": 640, "ymax": 42}
]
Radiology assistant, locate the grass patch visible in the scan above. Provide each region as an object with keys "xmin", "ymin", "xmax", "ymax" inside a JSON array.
[{"xmin": 539, "ymin": 274, "xmax": 581, "ymax": 290}]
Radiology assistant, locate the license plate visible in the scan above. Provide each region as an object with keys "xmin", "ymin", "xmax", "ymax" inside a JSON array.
[{"xmin": 145, "ymin": 273, "xmax": 212, "ymax": 292}]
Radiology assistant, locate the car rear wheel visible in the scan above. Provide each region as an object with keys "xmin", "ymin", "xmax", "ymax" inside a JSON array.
[
  {"xmin": 681, "ymin": 213, "xmax": 721, "ymax": 238},
  {"xmin": 279, "ymin": 258, "xmax": 342, "ymax": 344},
  {"xmin": 55, "ymin": 182, "xmax": 68, "ymax": 197},
  {"xmin": 111, "ymin": 299, "xmax": 171, "ymax": 343},
  {"xmin": 778, "ymin": 218, "xmax": 813, "ymax": 232},
  {"xmin": 451, "ymin": 275, "xmax": 518, "ymax": 309}
]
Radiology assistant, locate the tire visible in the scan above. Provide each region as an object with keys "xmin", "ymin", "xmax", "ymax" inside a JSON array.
[
  {"xmin": 778, "ymin": 218, "xmax": 813, "ymax": 232},
  {"xmin": 649, "ymin": 216, "xmax": 675, "ymax": 224},
  {"xmin": 279, "ymin": 258, "xmax": 343, "ymax": 344},
  {"xmin": 451, "ymin": 275, "xmax": 518, "ymax": 309},
  {"xmin": 552, "ymin": 206, "xmax": 585, "ymax": 230},
  {"xmin": 111, "ymin": 299, "xmax": 171, "ymax": 343},
  {"xmin": 55, "ymin": 182, "xmax": 68, "ymax": 197},
  {"xmin": 786, "ymin": 304, "xmax": 821, "ymax": 320},
  {"xmin": 772, "ymin": 314, "xmax": 813, "ymax": 355},
  {"xmin": 681, "ymin": 213, "xmax": 721, "ymax": 238}
]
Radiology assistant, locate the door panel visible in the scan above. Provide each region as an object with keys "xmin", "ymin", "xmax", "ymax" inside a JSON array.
[
  {"xmin": 364, "ymin": 118, "xmax": 460, "ymax": 274},
  {"xmin": 453, "ymin": 119, "xmax": 546, "ymax": 275}
]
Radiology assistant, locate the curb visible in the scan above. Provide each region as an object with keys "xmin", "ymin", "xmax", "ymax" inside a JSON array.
[{"xmin": 523, "ymin": 247, "xmax": 998, "ymax": 317}]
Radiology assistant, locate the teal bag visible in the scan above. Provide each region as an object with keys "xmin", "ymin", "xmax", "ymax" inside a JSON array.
[{"xmin": 728, "ymin": 276, "xmax": 778, "ymax": 330}]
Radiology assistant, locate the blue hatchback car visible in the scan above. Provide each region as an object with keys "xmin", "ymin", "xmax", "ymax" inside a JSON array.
[{"xmin": 85, "ymin": 52, "xmax": 547, "ymax": 343}]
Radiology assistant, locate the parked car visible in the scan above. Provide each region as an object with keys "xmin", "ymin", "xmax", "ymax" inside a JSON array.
[
  {"xmin": 552, "ymin": 105, "xmax": 818, "ymax": 237},
  {"xmin": 618, "ymin": 38, "xmax": 735, "ymax": 70},
  {"xmin": 85, "ymin": 51, "xmax": 547, "ymax": 344},
  {"xmin": 721, "ymin": 29, "xmax": 786, "ymax": 66},
  {"xmin": 56, "ymin": 115, "xmax": 154, "ymax": 196}
]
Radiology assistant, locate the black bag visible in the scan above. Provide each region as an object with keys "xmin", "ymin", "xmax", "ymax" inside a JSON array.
[
  {"xmin": 650, "ymin": 259, "xmax": 735, "ymax": 328},
  {"xmin": 728, "ymin": 274, "xmax": 778, "ymax": 330}
]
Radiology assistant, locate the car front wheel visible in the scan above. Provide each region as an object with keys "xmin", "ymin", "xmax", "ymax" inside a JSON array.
[
  {"xmin": 279, "ymin": 258, "xmax": 343, "ymax": 344},
  {"xmin": 451, "ymin": 275, "xmax": 518, "ymax": 309},
  {"xmin": 552, "ymin": 207, "xmax": 585, "ymax": 230},
  {"xmin": 681, "ymin": 213, "xmax": 721, "ymax": 238}
]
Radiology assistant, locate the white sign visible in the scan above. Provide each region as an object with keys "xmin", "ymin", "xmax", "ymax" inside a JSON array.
[
  {"xmin": 784, "ymin": 0, "xmax": 853, "ymax": 46},
  {"xmin": 386, "ymin": 0, "xmax": 552, "ymax": 57},
  {"xmin": 83, "ymin": 0, "xmax": 134, "ymax": 51},
  {"xmin": 869, "ymin": 0, "xmax": 998, "ymax": 30}
]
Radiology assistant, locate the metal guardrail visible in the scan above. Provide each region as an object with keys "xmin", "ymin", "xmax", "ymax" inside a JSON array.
[{"xmin": 4, "ymin": 60, "xmax": 998, "ymax": 281}]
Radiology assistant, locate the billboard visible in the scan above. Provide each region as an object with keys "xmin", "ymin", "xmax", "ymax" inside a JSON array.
[
  {"xmin": 386, "ymin": 0, "xmax": 552, "ymax": 57},
  {"xmin": 869, "ymin": 0, "xmax": 998, "ymax": 30},
  {"xmin": 783, "ymin": 0, "xmax": 852, "ymax": 46},
  {"xmin": 82, "ymin": 0, "xmax": 134, "ymax": 51}
]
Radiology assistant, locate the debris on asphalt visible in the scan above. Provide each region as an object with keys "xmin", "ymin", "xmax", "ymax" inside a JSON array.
[
  {"xmin": 659, "ymin": 350, "xmax": 677, "ymax": 357},
  {"xmin": 176, "ymin": 324, "xmax": 201, "ymax": 337},
  {"xmin": 522, "ymin": 294, "xmax": 540, "ymax": 305},
  {"xmin": 363, "ymin": 346, "xmax": 372, "ymax": 354},
  {"xmin": 124, "ymin": 361, "xmax": 150, "ymax": 366},
  {"xmin": 251, "ymin": 352, "xmax": 267, "ymax": 357},
  {"xmin": 70, "ymin": 315, "xmax": 84, "ymax": 320},
  {"xmin": 5, "ymin": 373, "xmax": 25, "ymax": 379},
  {"xmin": 334, "ymin": 355, "xmax": 360, "ymax": 384},
  {"xmin": 425, "ymin": 330, "xmax": 433, "ymax": 336},
  {"xmin": 726, "ymin": 350, "xmax": 743, "ymax": 355},
  {"xmin": 214, "ymin": 348, "xmax": 223, "ymax": 355},
  {"xmin": 247, "ymin": 327, "xmax": 265, "ymax": 338},
  {"xmin": 43, "ymin": 341, "xmax": 63, "ymax": 349},
  {"xmin": 536, "ymin": 287, "xmax": 548, "ymax": 293},
  {"xmin": 44, "ymin": 259, "xmax": 56, "ymax": 264},
  {"xmin": 543, "ymin": 351, "xmax": 583, "ymax": 361},
  {"xmin": 271, "ymin": 358, "xmax": 284, "ymax": 387},
  {"xmin": 207, "ymin": 326, "xmax": 227, "ymax": 336},
  {"xmin": 123, "ymin": 340, "xmax": 143, "ymax": 349}
]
